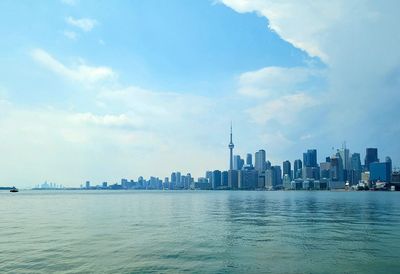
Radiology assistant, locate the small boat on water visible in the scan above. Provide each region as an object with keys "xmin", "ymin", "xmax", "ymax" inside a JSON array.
[{"xmin": 10, "ymin": 187, "xmax": 19, "ymax": 193}]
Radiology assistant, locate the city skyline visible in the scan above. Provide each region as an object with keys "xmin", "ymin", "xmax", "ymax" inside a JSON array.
[
  {"xmin": 72, "ymin": 125, "xmax": 395, "ymax": 191},
  {"xmin": 0, "ymin": 1, "xmax": 399, "ymax": 187}
]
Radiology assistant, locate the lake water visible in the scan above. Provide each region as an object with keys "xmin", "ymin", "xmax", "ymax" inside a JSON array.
[{"xmin": 1, "ymin": 190, "xmax": 399, "ymax": 273}]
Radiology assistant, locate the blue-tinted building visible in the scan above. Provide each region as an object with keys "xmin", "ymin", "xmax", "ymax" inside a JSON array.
[
  {"xmin": 303, "ymin": 149, "xmax": 317, "ymax": 167},
  {"xmin": 212, "ymin": 170, "xmax": 222, "ymax": 189},
  {"xmin": 365, "ymin": 148, "xmax": 379, "ymax": 171},
  {"xmin": 370, "ymin": 161, "xmax": 392, "ymax": 183}
]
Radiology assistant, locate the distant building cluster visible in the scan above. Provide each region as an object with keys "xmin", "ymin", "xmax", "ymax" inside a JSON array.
[
  {"xmin": 34, "ymin": 181, "xmax": 63, "ymax": 189},
  {"xmin": 83, "ymin": 127, "xmax": 399, "ymax": 191}
]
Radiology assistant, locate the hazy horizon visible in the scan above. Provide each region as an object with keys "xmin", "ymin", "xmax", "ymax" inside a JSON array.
[{"xmin": 1, "ymin": 0, "xmax": 399, "ymax": 188}]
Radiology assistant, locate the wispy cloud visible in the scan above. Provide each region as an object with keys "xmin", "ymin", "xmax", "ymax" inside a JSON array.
[
  {"xmin": 63, "ymin": 30, "xmax": 77, "ymax": 40},
  {"xmin": 238, "ymin": 66, "xmax": 324, "ymax": 98},
  {"xmin": 66, "ymin": 16, "xmax": 97, "ymax": 32},
  {"xmin": 70, "ymin": 113, "xmax": 144, "ymax": 128},
  {"xmin": 31, "ymin": 48, "xmax": 116, "ymax": 85}
]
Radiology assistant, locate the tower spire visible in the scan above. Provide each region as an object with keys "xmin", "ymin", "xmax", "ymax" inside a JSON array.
[{"xmin": 229, "ymin": 122, "xmax": 234, "ymax": 170}]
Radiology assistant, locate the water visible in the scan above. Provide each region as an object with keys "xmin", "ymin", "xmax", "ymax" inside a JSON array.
[{"xmin": 1, "ymin": 190, "xmax": 399, "ymax": 273}]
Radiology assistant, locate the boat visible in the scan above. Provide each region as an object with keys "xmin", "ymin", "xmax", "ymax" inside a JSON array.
[{"xmin": 10, "ymin": 187, "xmax": 18, "ymax": 193}]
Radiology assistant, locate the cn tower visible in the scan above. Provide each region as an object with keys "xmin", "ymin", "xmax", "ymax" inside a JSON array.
[{"xmin": 228, "ymin": 123, "xmax": 234, "ymax": 170}]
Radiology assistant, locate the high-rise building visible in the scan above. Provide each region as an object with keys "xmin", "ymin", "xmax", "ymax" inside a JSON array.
[
  {"xmin": 303, "ymin": 149, "xmax": 317, "ymax": 167},
  {"xmin": 228, "ymin": 170, "xmax": 239, "ymax": 189},
  {"xmin": 238, "ymin": 169, "xmax": 258, "ymax": 189},
  {"xmin": 330, "ymin": 156, "xmax": 343, "ymax": 181},
  {"xmin": 233, "ymin": 155, "xmax": 244, "ymax": 170},
  {"xmin": 246, "ymin": 153, "xmax": 253, "ymax": 167},
  {"xmin": 212, "ymin": 170, "xmax": 222, "ymax": 189},
  {"xmin": 85, "ymin": 181, "xmax": 90, "ymax": 189},
  {"xmin": 205, "ymin": 171, "xmax": 213, "ymax": 188},
  {"xmin": 221, "ymin": 171, "xmax": 229, "ymax": 187},
  {"xmin": 351, "ymin": 153, "xmax": 362, "ymax": 171},
  {"xmin": 302, "ymin": 166, "xmax": 320, "ymax": 180},
  {"xmin": 265, "ymin": 160, "xmax": 272, "ymax": 170},
  {"xmin": 176, "ymin": 172, "xmax": 182, "ymax": 188},
  {"xmin": 265, "ymin": 166, "xmax": 282, "ymax": 189},
  {"xmin": 255, "ymin": 149, "xmax": 266, "ymax": 171},
  {"xmin": 283, "ymin": 160, "xmax": 292, "ymax": 180},
  {"xmin": 365, "ymin": 148, "xmax": 379, "ymax": 171},
  {"xmin": 349, "ymin": 153, "xmax": 362, "ymax": 185},
  {"xmin": 320, "ymin": 162, "xmax": 331, "ymax": 179},
  {"xmin": 228, "ymin": 124, "xmax": 234, "ymax": 170},
  {"xmin": 339, "ymin": 143, "xmax": 351, "ymax": 171},
  {"xmin": 294, "ymin": 159, "xmax": 302, "ymax": 179},
  {"xmin": 370, "ymin": 160, "xmax": 391, "ymax": 183}
]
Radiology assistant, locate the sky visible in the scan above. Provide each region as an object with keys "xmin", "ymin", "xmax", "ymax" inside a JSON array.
[{"xmin": 0, "ymin": 0, "xmax": 399, "ymax": 187}]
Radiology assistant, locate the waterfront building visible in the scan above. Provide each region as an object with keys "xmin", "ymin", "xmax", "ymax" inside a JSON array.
[
  {"xmin": 330, "ymin": 155, "xmax": 343, "ymax": 181},
  {"xmin": 339, "ymin": 145, "xmax": 351, "ymax": 170},
  {"xmin": 255, "ymin": 150, "xmax": 266, "ymax": 171},
  {"xmin": 365, "ymin": 148, "xmax": 379, "ymax": 171},
  {"xmin": 171, "ymin": 172, "xmax": 176, "ymax": 189},
  {"xmin": 233, "ymin": 155, "xmax": 244, "ymax": 170},
  {"xmin": 283, "ymin": 160, "xmax": 292, "ymax": 180},
  {"xmin": 265, "ymin": 166, "xmax": 282, "ymax": 189},
  {"xmin": 121, "ymin": 178, "xmax": 128, "ymax": 188},
  {"xmin": 228, "ymin": 169, "xmax": 239, "ymax": 189},
  {"xmin": 246, "ymin": 153, "xmax": 253, "ymax": 168},
  {"xmin": 205, "ymin": 171, "xmax": 213, "ymax": 188},
  {"xmin": 238, "ymin": 169, "xmax": 258, "ymax": 189},
  {"xmin": 85, "ymin": 181, "xmax": 90, "ymax": 189},
  {"xmin": 303, "ymin": 149, "xmax": 318, "ymax": 167},
  {"xmin": 302, "ymin": 166, "xmax": 320, "ymax": 180},
  {"xmin": 283, "ymin": 174, "xmax": 291, "ymax": 190},
  {"xmin": 212, "ymin": 170, "xmax": 222, "ymax": 189},
  {"xmin": 221, "ymin": 171, "xmax": 229, "ymax": 187},
  {"xmin": 320, "ymin": 162, "xmax": 331, "ymax": 179},
  {"xmin": 196, "ymin": 177, "xmax": 210, "ymax": 190},
  {"xmin": 294, "ymin": 159, "xmax": 302, "ymax": 179},
  {"xmin": 257, "ymin": 171, "xmax": 266, "ymax": 188},
  {"xmin": 370, "ymin": 160, "xmax": 392, "ymax": 183}
]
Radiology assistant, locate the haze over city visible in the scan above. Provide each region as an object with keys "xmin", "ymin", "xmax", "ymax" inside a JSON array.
[{"xmin": 1, "ymin": 0, "xmax": 399, "ymax": 188}]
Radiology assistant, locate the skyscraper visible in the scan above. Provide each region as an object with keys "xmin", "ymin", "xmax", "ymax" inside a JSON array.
[
  {"xmin": 212, "ymin": 170, "xmax": 222, "ymax": 189},
  {"xmin": 228, "ymin": 123, "xmax": 234, "ymax": 170},
  {"xmin": 294, "ymin": 159, "xmax": 302, "ymax": 179},
  {"xmin": 283, "ymin": 160, "xmax": 292, "ymax": 180},
  {"xmin": 246, "ymin": 153, "xmax": 253, "ymax": 167},
  {"xmin": 303, "ymin": 149, "xmax": 317, "ymax": 167},
  {"xmin": 365, "ymin": 148, "xmax": 379, "ymax": 171},
  {"xmin": 233, "ymin": 155, "xmax": 244, "ymax": 170},
  {"xmin": 255, "ymin": 149, "xmax": 266, "ymax": 171},
  {"xmin": 221, "ymin": 171, "xmax": 229, "ymax": 187}
]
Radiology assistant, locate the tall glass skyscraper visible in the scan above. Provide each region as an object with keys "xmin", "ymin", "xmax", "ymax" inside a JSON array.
[
  {"xmin": 303, "ymin": 149, "xmax": 317, "ymax": 167},
  {"xmin": 365, "ymin": 148, "xmax": 379, "ymax": 171},
  {"xmin": 255, "ymin": 149, "xmax": 266, "ymax": 171}
]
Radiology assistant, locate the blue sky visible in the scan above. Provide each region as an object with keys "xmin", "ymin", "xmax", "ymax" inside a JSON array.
[{"xmin": 0, "ymin": 0, "xmax": 399, "ymax": 187}]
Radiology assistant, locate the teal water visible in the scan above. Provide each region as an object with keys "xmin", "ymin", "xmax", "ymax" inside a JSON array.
[{"xmin": 0, "ymin": 190, "xmax": 399, "ymax": 273}]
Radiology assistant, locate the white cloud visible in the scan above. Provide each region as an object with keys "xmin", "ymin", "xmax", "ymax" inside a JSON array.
[
  {"xmin": 63, "ymin": 30, "xmax": 77, "ymax": 40},
  {"xmin": 31, "ymin": 48, "xmax": 116, "ymax": 85},
  {"xmin": 238, "ymin": 66, "xmax": 323, "ymax": 98},
  {"xmin": 246, "ymin": 93, "xmax": 318, "ymax": 125},
  {"xmin": 66, "ymin": 16, "xmax": 97, "ymax": 32},
  {"xmin": 70, "ymin": 113, "xmax": 144, "ymax": 128}
]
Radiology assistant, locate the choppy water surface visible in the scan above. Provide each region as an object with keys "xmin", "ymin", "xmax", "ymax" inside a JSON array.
[{"xmin": 1, "ymin": 190, "xmax": 399, "ymax": 273}]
